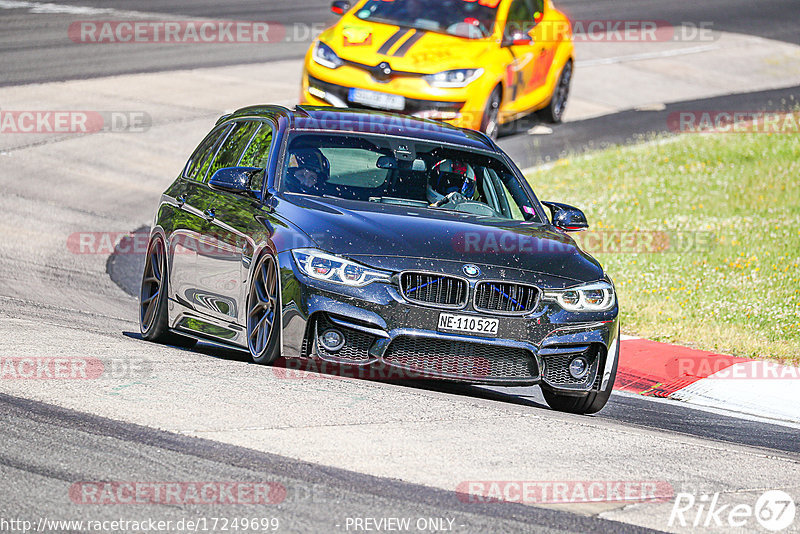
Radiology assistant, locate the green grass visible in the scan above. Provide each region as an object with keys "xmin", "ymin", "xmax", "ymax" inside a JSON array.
[{"xmin": 527, "ymin": 133, "xmax": 800, "ymax": 363}]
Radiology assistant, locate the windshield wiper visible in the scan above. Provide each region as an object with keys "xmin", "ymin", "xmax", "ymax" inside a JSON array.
[{"xmin": 369, "ymin": 196, "xmax": 429, "ymax": 208}]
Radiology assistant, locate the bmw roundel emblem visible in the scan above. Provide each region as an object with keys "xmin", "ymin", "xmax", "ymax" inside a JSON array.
[{"xmin": 463, "ymin": 264, "xmax": 481, "ymax": 277}]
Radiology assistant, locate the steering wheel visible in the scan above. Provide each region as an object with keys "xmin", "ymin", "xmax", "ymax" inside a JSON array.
[{"xmin": 433, "ymin": 191, "xmax": 467, "ymax": 207}]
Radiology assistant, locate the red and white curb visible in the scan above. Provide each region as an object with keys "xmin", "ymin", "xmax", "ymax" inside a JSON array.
[{"xmin": 616, "ymin": 336, "xmax": 800, "ymax": 425}]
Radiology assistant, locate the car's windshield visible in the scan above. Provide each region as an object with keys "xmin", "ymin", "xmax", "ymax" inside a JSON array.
[
  {"xmin": 281, "ymin": 132, "xmax": 541, "ymax": 223},
  {"xmin": 354, "ymin": 0, "xmax": 500, "ymax": 39}
]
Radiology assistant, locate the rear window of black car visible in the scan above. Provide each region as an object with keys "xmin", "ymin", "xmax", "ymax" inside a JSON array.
[
  {"xmin": 205, "ymin": 121, "xmax": 261, "ymax": 181},
  {"xmin": 184, "ymin": 124, "xmax": 230, "ymax": 181},
  {"xmin": 239, "ymin": 123, "xmax": 274, "ymax": 168}
]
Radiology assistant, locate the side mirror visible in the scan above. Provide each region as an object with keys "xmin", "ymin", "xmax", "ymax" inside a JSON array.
[
  {"xmin": 331, "ymin": 0, "xmax": 350, "ymax": 15},
  {"xmin": 541, "ymin": 201, "xmax": 588, "ymax": 231},
  {"xmin": 376, "ymin": 155, "xmax": 399, "ymax": 169},
  {"xmin": 502, "ymin": 31, "xmax": 533, "ymax": 47},
  {"xmin": 208, "ymin": 167, "xmax": 263, "ymax": 196}
]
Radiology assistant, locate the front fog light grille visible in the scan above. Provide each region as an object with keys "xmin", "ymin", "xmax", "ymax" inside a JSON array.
[
  {"xmin": 542, "ymin": 346, "xmax": 599, "ymax": 386},
  {"xmin": 315, "ymin": 315, "xmax": 375, "ymax": 362}
]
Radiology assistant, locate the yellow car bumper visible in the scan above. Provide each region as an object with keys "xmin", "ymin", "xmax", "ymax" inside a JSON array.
[{"xmin": 301, "ymin": 61, "xmax": 493, "ymax": 132}]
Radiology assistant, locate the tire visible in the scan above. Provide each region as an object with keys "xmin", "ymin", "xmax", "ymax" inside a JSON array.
[
  {"xmin": 139, "ymin": 236, "xmax": 196, "ymax": 348},
  {"xmin": 539, "ymin": 59, "xmax": 572, "ymax": 124},
  {"xmin": 542, "ymin": 333, "xmax": 619, "ymax": 415},
  {"xmin": 246, "ymin": 253, "xmax": 281, "ymax": 365},
  {"xmin": 480, "ymin": 86, "xmax": 502, "ymax": 140}
]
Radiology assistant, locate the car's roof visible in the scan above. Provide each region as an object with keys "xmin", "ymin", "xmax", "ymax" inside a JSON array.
[{"xmin": 219, "ymin": 105, "xmax": 497, "ymax": 151}]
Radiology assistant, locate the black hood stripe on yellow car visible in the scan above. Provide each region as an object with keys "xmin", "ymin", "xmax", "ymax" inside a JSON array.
[
  {"xmin": 377, "ymin": 28, "xmax": 411, "ymax": 55},
  {"xmin": 392, "ymin": 29, "xmax": 425, "ymax": 57}
]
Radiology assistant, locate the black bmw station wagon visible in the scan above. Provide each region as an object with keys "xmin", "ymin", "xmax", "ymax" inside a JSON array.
[{"xmin": 140, "ymin": 105, "xmax": 619, "ymax": 414}]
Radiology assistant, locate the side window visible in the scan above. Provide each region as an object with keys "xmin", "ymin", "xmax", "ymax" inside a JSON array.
[
  {"xmin": 531, "ymin": 0, "xmax": 544, "ymax": 20},
  {"xmin": 498, "ymin": 181, "xmax": 526, "ymax": 220},
  {"xmin": 479, "ymin": 168, "xmax": 503, "ymax": 212},
  {"xmin": 184, "ymin": 125, "xmax": 229, "ymax": 181},
  {"xmin": 238, "ymin": 123, "xmax": 274, "ymax": 170},
  {"xmin": 497, "ymin": 172, "xmax": 535, "ymax": 221},
  {"xmin": 205, "ymin": 121, "xmax": 261, "ymax": 182},
  {"xmin": 195, "ymin": 124, "xmax": 232, "ymax": 183},
  {"xmin": 505, "ymin": 0, "xmax": 534, "ymax": 36},
  {"xmin": 480, "ymin": 168, "xmax": 534, "ymax": 221}
]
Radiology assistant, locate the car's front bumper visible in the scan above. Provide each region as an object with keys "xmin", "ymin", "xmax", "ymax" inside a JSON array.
[
  {"xmin": 278, "ymin": 251, "xmax": 620, "ymax": 393},
  {"xmin": 301, "ymin": 63, "xmax": 490, "ymax": 131}
]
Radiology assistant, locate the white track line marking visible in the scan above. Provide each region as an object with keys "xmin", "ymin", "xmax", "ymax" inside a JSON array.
[
  {"xmin": 0, "ymin": 0, "xmax": 111, "ymax": 15},
  {"xmin": 576, "ymin": 44, "xmax": 722, "ymax": 68},
  {"xmin": 612, "ymin": 390, "xmax": 800, "ymax": 430},
  {"xmin": 0, "ymin": 0, "xmax": 177, "ymax": 18}
]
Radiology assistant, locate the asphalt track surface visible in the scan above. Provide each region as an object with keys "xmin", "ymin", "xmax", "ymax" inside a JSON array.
[
  {"xmin": 2, "ymin": 1, "xmax": 800, "ymax": 533},
  {"xmin": 1, "ymin": 0, "xmax": 798, "ymax": 86},
  {"xmin": 0, "ymin": 393, "xmax": 659, "ymax": 534}
]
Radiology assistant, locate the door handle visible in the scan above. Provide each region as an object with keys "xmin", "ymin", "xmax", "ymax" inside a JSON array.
[
  {"xmin": 176, "ymin": 194, "xmax": 187, "ymax": 207},
  {"xmin": 204, "ymin": 208, "xmax": 216, "ymax": 221}
]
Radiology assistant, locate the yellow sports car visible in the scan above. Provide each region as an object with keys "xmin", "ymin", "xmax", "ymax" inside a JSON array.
[{"xmin": 301, "ymin": 0, "xmax": 574, "ymax": 138}]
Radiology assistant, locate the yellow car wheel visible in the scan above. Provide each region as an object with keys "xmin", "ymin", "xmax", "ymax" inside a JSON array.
[
  {"xmin": 539, "ymin": 60, "xmax": 572, "ymax": 124},
  {"xmin": 480, "ymin": 86, "xmax": 502, "ymax": 140}
]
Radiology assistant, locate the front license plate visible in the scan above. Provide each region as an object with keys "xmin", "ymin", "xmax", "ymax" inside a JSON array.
[
  {"xmin": 348, "ymin": 88, "xmax": 405, "ymax": 110},
  {"xmin": 437, "ymin": 313, "xmax": 499, "ymax": 337}
]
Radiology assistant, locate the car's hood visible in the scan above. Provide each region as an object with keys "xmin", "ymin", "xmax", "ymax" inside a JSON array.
[
  {"xmin": 277, "ymin": 195, "xmax": 604, "ymax": 285},
  {"xmin": 324, "ymin": 20, "xmax": 493, "ymax": 72}
]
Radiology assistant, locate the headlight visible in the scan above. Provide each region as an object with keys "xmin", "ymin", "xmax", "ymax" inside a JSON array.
[
  {"xmin": 542, "ymin": 281, "xmax": 616, "ymax": 312},
  {"xmin": 424, "ymin": 68, "xmax": 484, "ymax": 88},
  {"xmin": 292, "ymin": 249, "xmax": 391, "ymax": 287},
  {"xmin": 312, "ymin": 41, "xmax": 343, "ymax": 69}
]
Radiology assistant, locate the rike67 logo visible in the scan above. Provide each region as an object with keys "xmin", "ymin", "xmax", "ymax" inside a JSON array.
[{"xmin": 669, "ymin": 490, "xmax": 796, "ymax": 531}]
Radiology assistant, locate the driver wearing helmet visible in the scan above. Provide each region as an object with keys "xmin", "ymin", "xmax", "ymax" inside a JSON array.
[
  {"xmin": 285, "ymin": 147, "xmax": 330, "ymax": 195},
  {"xmin": 427, "ymin": 159, "xmax": 477, "ymax": 205}
]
